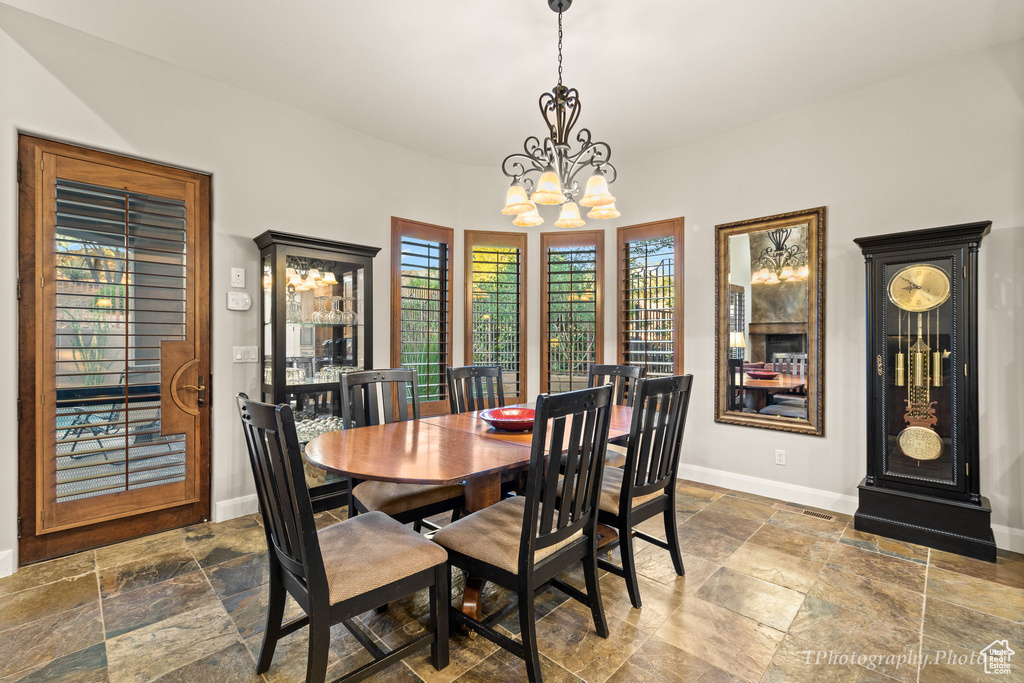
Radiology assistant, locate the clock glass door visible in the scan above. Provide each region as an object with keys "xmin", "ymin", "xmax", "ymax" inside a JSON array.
[{"xmin": 881, "ymin": 256, "xmax": 959, "ymax": 488}]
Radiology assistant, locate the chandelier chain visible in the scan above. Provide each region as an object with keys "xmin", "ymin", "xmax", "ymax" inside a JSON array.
[{"xmin": 557, "ymin": 11, "xmax": 563, "ymax": 86}]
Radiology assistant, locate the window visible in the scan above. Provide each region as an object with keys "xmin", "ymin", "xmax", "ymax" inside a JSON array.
[
  {"xmin": 729, "ymin": 285, "xmax": 745, "ymax": 360},
  {"xmin": 541, "ymin": 230, "xmax": 604, "ymax": 393},
  {"xmin": 464, "ymin": 231, "xmax": 527, "ymax": 401},
  {"xmin": 391, "ymin": 218, "xmax": 453, "ymax": 415},
  {"xmin": 617, "ymin": 218, "xmax": 684, "ymax": 377}
]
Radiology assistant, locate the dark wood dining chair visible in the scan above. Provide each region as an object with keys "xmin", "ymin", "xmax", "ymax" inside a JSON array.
[
  {"xmin": 236, "ymin": 393, "xmax": 449, "ymax": 683},
  {"xmin": 447, "ymin": 365, "xmax": 505, "ymax": 414},
  {"xmin": 597, "ymin": 374, "xmax": 693, "ymax": 608},
  {"xmin": 433, "ymin": 384, "xmax": 613, "ymax": 683},
  {"xmin": 727, "ymin": 358, "xmax": 746, "ymax": 412},
  {"xmin": 342, "ymin": 369, "xmax": 465, "ymax": 531},
  {"xmin": 587, "ymin": 363, "xmax": 645, "ymax": 466},
  {"xmin": 587, "ymin": 363, "xmax": 645, "ymax": 407}
]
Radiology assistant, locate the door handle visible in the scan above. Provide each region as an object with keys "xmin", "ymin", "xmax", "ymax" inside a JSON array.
[{"xmin": 183, "ymin": 375, "xmax": 207, "ymax": 406}]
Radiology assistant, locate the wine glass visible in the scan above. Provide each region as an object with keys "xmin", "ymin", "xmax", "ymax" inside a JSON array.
[
  {"xmin": 328, "ymin": 296, "xmax": 343, "ymax": 324},
  {"xmin": 341, "ymin": 296, "xmax": 358, "ymax": 325},
  {"xmin": 312, "ymin": 296, "xmax": 327, "ymax": 324}
]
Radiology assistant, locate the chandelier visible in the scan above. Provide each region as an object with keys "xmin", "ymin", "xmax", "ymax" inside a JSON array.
[
  {"xmin": 499, "ymin": 0, "xmax": 619, "ymax": 228},
  {"xmin": 750, "ymin": 227, "xmax": 809, "ymax": 285}
]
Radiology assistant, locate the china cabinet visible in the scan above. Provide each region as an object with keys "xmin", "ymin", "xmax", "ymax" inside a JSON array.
[{"xmin": 254, "ymin": 230, "xmax": 379, "ymax": 440}]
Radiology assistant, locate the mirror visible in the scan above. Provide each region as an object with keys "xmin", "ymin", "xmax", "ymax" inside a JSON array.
[{"xmin": 715, "ymin": 207, "xmax": 826, "ymax": 436}]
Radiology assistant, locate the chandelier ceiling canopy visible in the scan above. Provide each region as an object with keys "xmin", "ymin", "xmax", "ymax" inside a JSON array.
[{"xmin": 499, "ymin": 0, "xmax": 619, "ymax": 228}]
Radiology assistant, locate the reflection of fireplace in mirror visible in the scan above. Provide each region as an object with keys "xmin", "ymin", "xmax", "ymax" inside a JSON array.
[
  {"xmin": 747, "ymin": 323, "xmax": 807, "ymax": 364},
  {"xmin": 766, "ymin": 334, "xmax": 806, "ymax": 360}
]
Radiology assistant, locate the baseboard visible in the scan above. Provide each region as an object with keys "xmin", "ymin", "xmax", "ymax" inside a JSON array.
[
  {"xmin": 678, "ymin": 463, "xmax": 1023, "ymax": 554},
  {"xmin": 0, "ymin": 549, "xmax": 13, "ymax": 578},
  {"xmin": 212, "ymin": 494, "xmax": 259, "ymax": 523}
]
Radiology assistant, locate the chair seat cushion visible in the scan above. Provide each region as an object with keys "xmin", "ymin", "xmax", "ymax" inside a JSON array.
[
  {"xmin": 318, "ymin": 511, "xmax": 447, "ymax": 604},
  {"xmin": 758, "ymin": 405, "xmax": 806, "ymax": 418},
  {"xmin": 598, "ymin": 466, "xmax": 663, "ymax": 514},
  {"xmin": 604, "ymin": 443, "xmax": 627, "ymax": 468},
  {"xmin": 432, "ymin": 496, "xmax": 581, "ymax": 575},
  {"xmin": 353, "ymin": 480, "xmax": 464, "ymax": 516}
]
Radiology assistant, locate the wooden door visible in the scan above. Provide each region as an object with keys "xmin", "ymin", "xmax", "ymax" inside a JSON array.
[{"xmin": 18, "ymin": 136, "xmax": 211, "ymax": 564}]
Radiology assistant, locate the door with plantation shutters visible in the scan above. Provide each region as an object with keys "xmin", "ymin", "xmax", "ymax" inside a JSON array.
[{"xmin": 18, "ymin": 136, "xmax": 211, "ymax": 564}]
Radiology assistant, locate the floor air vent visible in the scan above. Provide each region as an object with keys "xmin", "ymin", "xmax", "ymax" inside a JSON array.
[{"xmin": 772, "ymin": 502, "xmax": 837, "ymax": 522}]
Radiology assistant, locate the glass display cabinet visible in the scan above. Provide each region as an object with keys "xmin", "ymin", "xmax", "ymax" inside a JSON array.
[{"xmin": 254, "ymin": 231, "xmax": 379, "ymax": 442}]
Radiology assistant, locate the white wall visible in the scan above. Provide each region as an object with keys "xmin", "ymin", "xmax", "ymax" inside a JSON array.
[
  {"xmin": 606, "ymin": 39, "xmax": 1021, "ymax": 549},
  {"xmin": 0, "ymin": 5, "xmax": 467, "ymax": 565}
]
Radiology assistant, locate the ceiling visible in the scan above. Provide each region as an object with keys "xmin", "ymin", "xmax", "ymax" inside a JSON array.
[{"xmin": 5, "ymin": 0, "xmax": 1024, "ymax": 165}]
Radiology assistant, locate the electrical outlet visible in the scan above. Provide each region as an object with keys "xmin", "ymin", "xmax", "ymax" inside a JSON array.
[{"xmin": 775, "ymin": 449, "xmax": 786, "ymax": 466}]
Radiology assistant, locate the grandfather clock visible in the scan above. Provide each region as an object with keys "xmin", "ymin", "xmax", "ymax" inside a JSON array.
[{"xmin": 854, "ymin": 221, "xmax": 995, "ymax": 562}]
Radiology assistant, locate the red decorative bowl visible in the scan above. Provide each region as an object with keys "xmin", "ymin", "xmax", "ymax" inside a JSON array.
[
  {"xmin": 746, "ymin": 370, "xmax": 780, "ymax": 380},
  {"xmin": 479, "ymin": 407, "xmax": 536, "ymax": 432}
]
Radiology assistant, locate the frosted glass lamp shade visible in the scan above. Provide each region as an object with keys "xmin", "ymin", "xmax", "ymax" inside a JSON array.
[
  {"xmin": 531, "ymin": 170, "xmax": 566, "ymax": 205},
  {"xmin": 729, "ymin": 331, "xmax": 747, "ymax": 349},
  {"xmin": 579, "ymin": 173, "xmax": 615, "ymax": 207},
  {"xmin": 501, "ymin": 182, "xmax": 533, "ymax": 215},
  {"xmin": 587, "ymin": 202, "xmax": 620, "ymax": 219},
  {"xmin": 321, "ymin": 272, "xmax": 339, "ymax": 285},
  {"xmin": 512, "ymin": 205, "xmax": 544, "ymax": 227},
  {"xmin": 796, "ymin": 265, "xmax": 809, "ymax": 279},
  {"xmin": 554, "ymin": 201, "xmax": 586, "ymax": 228},
  {"xmin": 779, "ymin": 266, "xmax": 795, "ymax": 281}
]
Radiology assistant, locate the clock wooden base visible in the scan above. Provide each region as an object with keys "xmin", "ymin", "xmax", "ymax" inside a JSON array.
[{"xmin": 855, "ymin": 479, "xmax": 996, "ymax": 562}]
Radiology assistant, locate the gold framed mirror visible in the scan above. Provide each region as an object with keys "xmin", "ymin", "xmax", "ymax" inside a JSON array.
[{"xmin": 714, "ymin": 207, "xmax": 826, "ymax": 436}]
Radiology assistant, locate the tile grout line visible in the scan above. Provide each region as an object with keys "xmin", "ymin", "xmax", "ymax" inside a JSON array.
[{"xmin": 916, "ymin": 548, "xmax": 929, "ymax": 683}]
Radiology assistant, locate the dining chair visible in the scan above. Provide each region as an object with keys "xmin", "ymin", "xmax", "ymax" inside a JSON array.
[
  {"xmin": 587, "ymin": 363, "xmax": 645, "ymax": 467},
  {"xmin": 342, "ymin": 369, "xmax": 465, "ymax": 531},
  {"xmin": 447, "ymin": 365, "xmax": 506, "ymax": 414},
  {"xmin": 433, "ymin": 384, "xmax": 613, "ymax": 683},
  {"xmin": 727, "ymin": 358, "xmax": 746, "ymax": 412},
  {"xmin": 597, "ymin": 374, "xmax": 693, "ymax": 608},
  {"xmin": 236, "ymin": 393, "xmax": 450, "ymax": 683}
]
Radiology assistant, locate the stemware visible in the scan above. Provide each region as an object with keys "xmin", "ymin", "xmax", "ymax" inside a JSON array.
[
  {"xmin": 341, "ymin": 296, "xmax": 358, "ymax": 325},
  {"xmin": 312, "ymin": 296, "xmax": 327, "ymax": 324},
  {"xmin": 328, "ymin": 296, "xmax": 344, "ymax": 324}
]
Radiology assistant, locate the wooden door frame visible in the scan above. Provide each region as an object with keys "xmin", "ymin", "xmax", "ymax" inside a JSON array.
[{"xmin": 17, "ymin": 135, "xmax": 212, "ymax": 564}]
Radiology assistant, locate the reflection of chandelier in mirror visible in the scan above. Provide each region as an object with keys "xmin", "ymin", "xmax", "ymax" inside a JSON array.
[
  {"xmin": 499, "ymin": 0, "xmax": 619, "ymax": 228},
  {"xmin": 750, "ymin": 227, "xmax": 809, "ymax": 284}
]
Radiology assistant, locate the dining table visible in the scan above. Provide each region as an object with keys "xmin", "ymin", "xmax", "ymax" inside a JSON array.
[
  {"xmin": 303, "ymin": 404, "xmax": 633, "ymax": 621},
  {"xmin": 740, "ymin": 372, "xmax": 807, "ymax": 411}
]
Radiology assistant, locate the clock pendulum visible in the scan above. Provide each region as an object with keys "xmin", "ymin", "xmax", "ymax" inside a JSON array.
[{"xmin": 898, "ymin": 311, "xmax": 941, "ymax": 461}]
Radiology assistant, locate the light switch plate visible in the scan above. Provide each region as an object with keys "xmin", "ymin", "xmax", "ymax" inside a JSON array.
[
  {"xmin": 226, "ymin": 291, "xmax": 252, "ymax": 310},
  {"xmin": 233, "ymin": 346, "xmax": 259, "ymax": 363},
  {"xmin": 230, "ymin": 267, "xmax": 246, "ymax": 288}
]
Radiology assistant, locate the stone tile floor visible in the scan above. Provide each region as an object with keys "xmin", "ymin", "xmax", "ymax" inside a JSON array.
[{"xmin": 1, "ymin": 480, "xmax": 1021, "ymax": 682}]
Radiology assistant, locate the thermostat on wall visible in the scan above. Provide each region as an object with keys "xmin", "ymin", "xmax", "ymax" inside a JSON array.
[{"xmin": 226, "ymin": 291, "xmax": 252, "ymax": 311}]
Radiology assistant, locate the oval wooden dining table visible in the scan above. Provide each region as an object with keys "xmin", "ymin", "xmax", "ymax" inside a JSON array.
[{"xmin": 303, "ymin": 405, "xmax": 633, "ymax": 620}]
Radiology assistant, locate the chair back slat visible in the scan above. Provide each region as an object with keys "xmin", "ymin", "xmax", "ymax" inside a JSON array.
[
  {"xmin": 522, "ymin": 385, "xmax": 612, "ymax": 571},
  {"xmin": 236, "ymin": 393, "xmax": 325, "ymax": 586},
  {"xmin": 587, "ymin": 363, "xmax": 645, "ymax": 407},
  {"xmin": 621, "ymin": 376, "xmax": 694, "ymax": 503},
  {"xmin": 446, "ymin": 366, "xmax": 505, "ymax": 414},
  {"xmin": 341, "ymin": 369, "xmax": 420, "ymax": 428}
]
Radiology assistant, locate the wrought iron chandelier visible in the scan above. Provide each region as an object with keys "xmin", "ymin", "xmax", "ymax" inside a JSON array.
[
  {"xmin": 499, "ymin": 0, "xmax": 619, "ymax": 228},
  {"xmin": 750, "ymin": 227, "xmax": 809, "ymax": 284}
]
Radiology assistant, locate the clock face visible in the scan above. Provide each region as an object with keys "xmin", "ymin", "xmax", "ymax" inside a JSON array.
[{"xmin": 887, "ymin": 264, "xmax": 951, "ymax": 312}]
